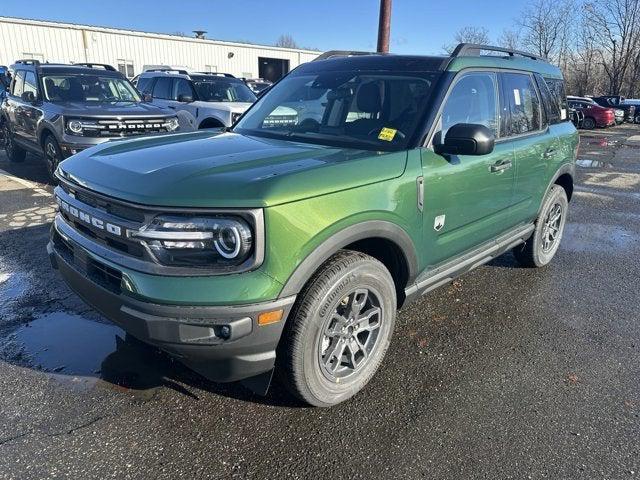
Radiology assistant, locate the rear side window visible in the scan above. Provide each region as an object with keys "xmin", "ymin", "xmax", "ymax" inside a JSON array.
[
  {"xmin": 11, "ymin": 70, "xmax": 25, "ymax": 97},
  {"xmin": 534, "ymin": 74, "xmax": 560, "ymax": 125},
  {"xmin": 501, "ymin": 73, "xmax": 541, "ymax": 136},
  {"xmin": 152, "ymin": 77, "xmax": 172, "ymax": 99},
  {"xmin": 440, "ymin": 72, "xmax": 498, "ymax": 137},
  {"xmin": 543, "ymin": 78, "xmax": 568, "ymax": 122}
]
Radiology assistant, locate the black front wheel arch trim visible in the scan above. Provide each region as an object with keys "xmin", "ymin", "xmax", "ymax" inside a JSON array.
[
  {"xmin": 538, "ymin": 163, "xmax": 575, "ymax": 217},
  {"xmin": 278, "ymin": 221, "xmax": 418, "ymax": 299},
  {"xmin": 198, "ymin": 117, "xmax": 225, "ymax": 129}
]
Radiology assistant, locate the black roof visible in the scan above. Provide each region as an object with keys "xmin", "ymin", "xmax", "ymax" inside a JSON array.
[
  {"xmin": 299, "ymin": 54, "xmax": 450, "ymax": 73},
  {"xmin": 11, "ymin": 60, "xmax": 124, "ymax": 77}
]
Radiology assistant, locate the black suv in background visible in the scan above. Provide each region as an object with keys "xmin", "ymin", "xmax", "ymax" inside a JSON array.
[
  {"xmin": 590, "ymin": 95, "xmax": 636, "ymax": 123},
  {"xmin": 0, "ymin": 60, "xmax": 180, "ymax": 180}
]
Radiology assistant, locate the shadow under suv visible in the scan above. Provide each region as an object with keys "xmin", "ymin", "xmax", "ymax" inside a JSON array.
[{"xmin": 0, "ymin": 60, "xmax": 180, "ymax": 180}]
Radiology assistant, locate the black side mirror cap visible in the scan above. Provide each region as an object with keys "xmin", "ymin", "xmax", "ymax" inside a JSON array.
[
  {"xmin": 177, "ymin": 94, "xmax": 193, "ymax": 103},
  {"xmin": 21, "ymin": 91, "xmax": 36, "ymax": 103},
  {"xmin": 143, "ymin": 93, "xmax": 153, "ymax": 102},
  {"xmin": 434, "ymin": 123, "xmax": 495, "ymax": 156}
]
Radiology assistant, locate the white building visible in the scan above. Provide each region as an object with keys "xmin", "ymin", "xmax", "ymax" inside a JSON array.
[{"xmin": 0, "ymin": 16, "xmax": 321, "ymax": 81}]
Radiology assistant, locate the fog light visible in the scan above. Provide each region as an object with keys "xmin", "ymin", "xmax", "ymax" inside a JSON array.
[
  {"xmin": 219, "ymin": 325, "xmax": 231, "ymax": 339},
  {"xmin": 258, "ymin": 309, "xmax": 283, "ymax": 326}
]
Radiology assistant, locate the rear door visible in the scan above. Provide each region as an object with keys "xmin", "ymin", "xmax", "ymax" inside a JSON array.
[
  {"xmin": 20, "ymin": 70, "xmax": 43, "ymax": 147},
  {"xmin": 499, "ymin": 71, "xmax": 553, "ymax": 224},
  {"xmin": 421, "ymin": 70, "xmax": 516, "ymax": 265},
  {"xmin": 6, "ymin": 70, "xmax": 26, "ymax": 141}
]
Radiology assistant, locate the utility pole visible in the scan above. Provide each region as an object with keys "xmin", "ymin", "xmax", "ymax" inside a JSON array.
[{"xmin": 377, "ymin": 0, "xmax": 392, "ymax": 53}]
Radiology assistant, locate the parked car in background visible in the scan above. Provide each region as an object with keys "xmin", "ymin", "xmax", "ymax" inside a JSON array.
[
  {"xmin": 567, "ymin": 96, "xmax": 615, "ymax": 129},
  {"xmin": 242, "ymin": 78, "xmax": 272, "ymax": 95},
  {"xmin": 590, "ymin": 95, "xmax": 635, "ymax": 123},
  {"xmin": 137, "ymin": 69, "xmax": 256, "ymax": 129},
  {"xmin": 49, "ymin": 43, "xmax": 578, "ymax": 407},
  {"xmin": 0, "ymin": 60, "xmax": 180, "ymax": 180}
]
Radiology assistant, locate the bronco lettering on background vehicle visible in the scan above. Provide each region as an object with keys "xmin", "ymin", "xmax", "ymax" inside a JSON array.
[{"xmin": 48, "ymin": 44, "xmax": 577, "ymax": 407}]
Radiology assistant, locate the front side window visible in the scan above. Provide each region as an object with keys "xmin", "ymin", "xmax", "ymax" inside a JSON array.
[
  {"xmin": 12, "ymin": 70, "xmax": 25, "ymax": 97},
  {"xmin": 192, "ymin": 78, "xmax": 256, "ymax": 103},
  {"xmin": 502, "ymin": 73, "xmax": 541, "ymax": 135},
  {"xmin": 439, "ymin": 72, "xmax": 498, "ymax": 138},
  {"xmin": 152, "ymin": 77, "xmax": 172, "ymax": 99},
  {"xmin": 172, "ymin": 78, "xmax": 194, "ymax": 100},
  {"xmin": 42, "ymin": 74, "xmax": 141, "ymax": 102},
  {"xmin": 23, "ymin": 71, "xmax": 38, "ymax": 98},
  {"xmin": 136, "ymin": 77, "xmax": 153, "ymax": 94},
  {"xmin": 234, "ymin": 70, "xmax": 439, "ymax": 151}
]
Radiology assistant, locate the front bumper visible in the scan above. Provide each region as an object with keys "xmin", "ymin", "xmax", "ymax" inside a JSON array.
[{"xmin": 48, "ymin": 224, "xmax": 295, "ymax": 383}]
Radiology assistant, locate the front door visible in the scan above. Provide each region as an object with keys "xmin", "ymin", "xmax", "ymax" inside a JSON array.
[{"xmin": 421, "ymin": 71, "xmax": 516, "ymax": 266}]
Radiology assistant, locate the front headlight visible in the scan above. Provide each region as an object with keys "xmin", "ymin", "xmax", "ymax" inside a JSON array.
[
  {"xmin": 166, "ymin": 117, "xmax": 179, "ymax": 132},
  {"xmin": 130, "ymin": 215, "xmax": 254, "ymax": 267},
  {"xmin": 67, "ymin": 119, "xmax": 84, "ymax": 135}
]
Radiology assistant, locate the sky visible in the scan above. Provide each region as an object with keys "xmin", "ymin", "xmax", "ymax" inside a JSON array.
[{"xmin": 0, "ymin": 0, "xmax": 530, "ymax": 55}]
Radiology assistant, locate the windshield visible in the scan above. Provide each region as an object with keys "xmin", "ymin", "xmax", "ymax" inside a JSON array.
[
  {"xmin": 42, "ymin": 74, "xmax": 141, "ymax": 102},
  {"xmin": 192, "ymin": 78, "xmax": 256, "ymax": 103},
  {"xmin": 234, "ymin": 70, "xmax": 439, "ymax": 150}
]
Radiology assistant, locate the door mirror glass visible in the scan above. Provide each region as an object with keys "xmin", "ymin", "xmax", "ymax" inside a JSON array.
[{"xmin": 434, "ymin": 123, "xmax": 495, "ymax": 156}]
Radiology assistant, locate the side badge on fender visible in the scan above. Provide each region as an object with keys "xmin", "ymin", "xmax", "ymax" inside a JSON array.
[{"xmin": 434, "ymin": 215, "xmax": 446, "ymax": 232}]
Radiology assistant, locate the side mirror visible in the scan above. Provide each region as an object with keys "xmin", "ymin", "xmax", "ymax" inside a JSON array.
[
  {"xmin": 143, "ymin": 93, "xmax": 153, "ymax": 102},
  {"xmin": 177, "ymin": 94, "xmax": 193, "ymax": 103},
  {"xmin": 21, "ymin": 91, "xmax": 36, "ymax": 103},
  {"xmin": 434, "ymin": 123, "xmax": 495, "ymax": 156}
]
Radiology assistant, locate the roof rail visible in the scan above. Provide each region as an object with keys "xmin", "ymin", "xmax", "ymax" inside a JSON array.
[
  {"xmin": 146, "ymin": 68, "xmax": 190, "ymax": 75},
  {"xmin": 451, "ymin": 43, "xmax": 545, "ymax": 61},
  {"xmin": 73, "ymin": 63, "xmax": 117, "ymax": 71},
  {"xmin": 195, "ymin": 72, "xmax": 236, "ymax": 78},
  {"xmin": 14, "ymin": 59, "xmax": 41, "ymax": 66},
  {"xmin": 313, "ymin": 50, "xmax": 376, "ymax": 61}
]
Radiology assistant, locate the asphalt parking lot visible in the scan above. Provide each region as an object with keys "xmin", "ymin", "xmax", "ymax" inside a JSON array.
[{"xmin": 1, "ymin": 125, "xmax": 639, "ymax": 479}]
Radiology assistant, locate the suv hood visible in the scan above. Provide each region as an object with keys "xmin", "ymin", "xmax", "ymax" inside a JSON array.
[
  {"xmin": 56, "ymin": 101, "xmax": 173, "ymax": 117},
  {"xmin": 59, "ymin": 131, "xmax": 408, "ymax": 208},
  {"xmin": 192, "ymin": 101, "xmax": 252, "ymax": 113}
]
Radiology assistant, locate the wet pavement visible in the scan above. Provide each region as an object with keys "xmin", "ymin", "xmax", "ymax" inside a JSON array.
[{"xmin": 1, "ymin": 125, "xmax": 639, "ymax": 479}]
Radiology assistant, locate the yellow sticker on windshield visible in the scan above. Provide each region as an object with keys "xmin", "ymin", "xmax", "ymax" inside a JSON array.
[{"xmin": 378, "ymin": 127, "xmax": 397, "ymax": 142}]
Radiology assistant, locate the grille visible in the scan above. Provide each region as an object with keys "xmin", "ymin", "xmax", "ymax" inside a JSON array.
[{"xmin": 76, "ymin": 117, "xmax": 171, "ymax": 138}]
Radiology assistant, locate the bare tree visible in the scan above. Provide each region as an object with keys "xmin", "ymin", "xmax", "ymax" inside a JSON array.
[
  {"xmin": 275, "ymin": 34, "xmax": 299, "ymax": 49},
  {"xmin": 583, "ymin": 0, "xmax": 640, "ymax": 95},
  {"xmin": 498, "ymin": 29, "xmax": 521, "ymax": 50},
  {"xmin": 443, "ymin": 26, "xmax": 490, "ymax": 54},
  {"xmin": 519, "ymin": 0, "xmax": 575, "ymax": 60}
]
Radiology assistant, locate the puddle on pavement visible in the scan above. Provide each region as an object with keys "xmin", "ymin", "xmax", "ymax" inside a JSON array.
[
  {"xmin": 1, "ymin": 312, "xmax": 187, "ymax": 397},
  {"xmin": 576, "ymin": 159, "xmax": 610, "ymax": 168},
  {"xmin": 587, "ymin": 138, "xmax": 618, "ymax": 147},
  {"xmin": 563, "ymin": 223, "xmax": 638, "ymax": 253}
]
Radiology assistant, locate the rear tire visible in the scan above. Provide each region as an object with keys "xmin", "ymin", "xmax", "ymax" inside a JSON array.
[
  {"xmin": 277, "ymin": 250, "xmax": 396, "ymax": 407},
  {"xmin": 582, "ymin": 116, "xmax": 596, "ymax": 129},
  {"xmin": 2, "ymin": 122, "xmax": 26, "ymax": 163},
  {"xmin": 43, "ymin": 134, "xmax": 63, "ymax": 183},
  {"xmin": 513, "ymin": 185, "xmax": 568, "ymax": 268}
]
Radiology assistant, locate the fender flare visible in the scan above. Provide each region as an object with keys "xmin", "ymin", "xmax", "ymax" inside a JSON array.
[
  {"xmin": 278, "ymin": 220, "xmax": 419, "ymax": 298},
  {"xmin": 538, "ymin": 162, "xmax": 575, "ymax": 216},
  {"xmin": 197, "ymin": 116, "xmax": 226, "ymax": 129}
]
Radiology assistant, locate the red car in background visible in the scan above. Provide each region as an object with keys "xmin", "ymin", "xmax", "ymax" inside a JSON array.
[{"xmin": 567, "ymin": 97, "xmax": 616, "ymax": 129}]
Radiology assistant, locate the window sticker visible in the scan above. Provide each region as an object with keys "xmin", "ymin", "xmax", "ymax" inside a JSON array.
[
  {"xmin": 378, "ymin": 127, "xmax": 397, "ymax": 142},
  {"xmin": 560, "ymin": 108, "xmax": 567, "ymax": 120},
  {"xmin": 513, "ymin": 89, "xmax": 521, "ymax": 106}
]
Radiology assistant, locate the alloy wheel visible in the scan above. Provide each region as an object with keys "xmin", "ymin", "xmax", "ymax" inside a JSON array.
[
  {"xmin": 541, "ymin": 203, "xmax": 562, "ymax": 253},
  {"xmin": 318, "ymin": 287, "xmax": 383, "ymax": 381}
]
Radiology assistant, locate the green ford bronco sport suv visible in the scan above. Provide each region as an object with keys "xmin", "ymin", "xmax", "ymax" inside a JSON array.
[{"xmin": 48, "ymin": 44, "xmax": 577, "ymax": 406}]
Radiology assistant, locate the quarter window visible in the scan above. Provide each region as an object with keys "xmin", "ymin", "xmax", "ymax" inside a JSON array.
[
  {"xmin": 544, "ymin": 77, "xmax": 568, "ymax": 122},
  {"xmin": 501, "ymin": 73, "xmax": 541, "ymax": 135},
  {"xmin": 440, "ymin": 72, "xmax": 498, "ymax": 138}
]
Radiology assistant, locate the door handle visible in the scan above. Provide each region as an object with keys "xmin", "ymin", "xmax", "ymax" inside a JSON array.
[
  {"xmin": 490, "ymin": 160, "xmax": 512, "ymax": 173},
  {"xmin": 543, "ymin": 148, "xmax": 556, "ymax": 159}
]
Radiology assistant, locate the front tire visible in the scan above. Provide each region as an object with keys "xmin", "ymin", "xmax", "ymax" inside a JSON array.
[
  {"xmin": 513, "ymin": 185, "xmax": 568, "ymax": 268},
  {"xmin": 277, "ymin": 250, "xmax": 397, "ymax": 407},
  {"xmin": 43, "ymin": 134, "xmax": 63, "ymax": 182},
  {"xmin": 2, "ymin": 122, "xmax": 26, "ymax": 163}
]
